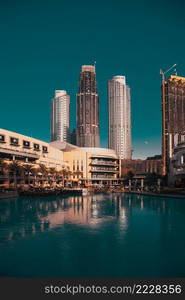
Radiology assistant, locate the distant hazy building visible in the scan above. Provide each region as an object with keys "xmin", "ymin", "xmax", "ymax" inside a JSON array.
[
  {"xmin": 108, "ymin": 76, "xmax": 131, "ymax": 159},
  {"xmin": 51, "ymin": 90, "xmax": 70, "ymax": 142},
  {"xmin": 76, "ymin": 65, "xmax": 100, "ymax": 147},
  {"xmin": 161, "ymin": 75, "xmax": 185, "ymax": 175},
  {"xmin": 121, "ymin": 156, "xmax": 162, "ymax": 177}
]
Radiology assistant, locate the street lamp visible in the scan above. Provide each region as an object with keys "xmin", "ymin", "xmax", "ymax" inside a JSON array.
[{"xmin": 160, "ymin": 64, "xmax": 177, "ymax": 176}]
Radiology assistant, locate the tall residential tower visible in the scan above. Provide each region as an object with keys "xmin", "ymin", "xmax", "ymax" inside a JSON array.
[
  {"xmin": 108, "ymin": 76, "xmax": 131, "ymax": 159},
  {"xmin": 76, "ymin": 65, "xmax": 100, "ymax": 147},
  {"xmin": 51, "ymin": 90, "xmax": 70, "ymax": 142}
]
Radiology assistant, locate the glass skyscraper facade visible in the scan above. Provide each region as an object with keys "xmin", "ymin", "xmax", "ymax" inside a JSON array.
[
  {"xmin": 51, "ymin": 90, "xmax": 70, "ymax": 142},
  {"xmin": 108, "ymin": 76, "xmax": 131, "ymax": 159}
]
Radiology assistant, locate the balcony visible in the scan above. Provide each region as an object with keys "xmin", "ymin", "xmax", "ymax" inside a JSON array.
[
  {"xmin": 91, "ymin": 168, "xmax": 118, "ymax": 173},
  {"xmin": 90, "ymin": 160, "xmax": 118, "ymax": 166},
  {"xmin": 91, "ymin": 175, "xmax": 116, "ymax": 179}
]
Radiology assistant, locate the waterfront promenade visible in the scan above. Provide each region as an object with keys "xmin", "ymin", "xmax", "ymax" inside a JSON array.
[{"xmin": 1, "ymin": 185, "xmax": 185, "ymax": 199}]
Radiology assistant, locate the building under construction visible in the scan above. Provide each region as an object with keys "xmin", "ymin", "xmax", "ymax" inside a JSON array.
[
  {"xmin": 76, "ymin": 65, "xmax": 100, "ymax": 147},
  {"xmin": 162, "ymin": 75, "xmax": 185, "ymax": 176}
]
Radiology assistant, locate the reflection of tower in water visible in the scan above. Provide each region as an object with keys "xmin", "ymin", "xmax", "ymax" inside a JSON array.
[{"xmin": 0, "ymin": 194, "xmax": 129, "ymax": 243}]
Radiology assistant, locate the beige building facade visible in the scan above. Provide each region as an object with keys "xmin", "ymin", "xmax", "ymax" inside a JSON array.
[
  {"xmin": 0, "ymin": 128, "xmax": 68, "ymax": 170},
  {"xmin": 0, "ymin": 129, "xmax": 120, "ymax": 187},
  {"xmin": 50, "ymin": 141, "xmax": 120, "ymax": 185}
]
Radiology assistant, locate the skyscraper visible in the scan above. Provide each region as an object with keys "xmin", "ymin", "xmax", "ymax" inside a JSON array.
[
  {"xmin": 161, "ymin": 75, "xmax": 185, "ymax": 175},
  {"xmin": 51, "ymin": 90, "xmax": 70, "ymax": 142},
  {"xmin": 108, "ymin": 76, "xmax": 131, "ymax": 159},
  {"xmin": 76, "ymin": 65, "xmax": 100, "ymax": 147}
]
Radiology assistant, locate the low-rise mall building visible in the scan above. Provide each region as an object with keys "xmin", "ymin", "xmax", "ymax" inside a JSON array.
[
  {"xmin": 50, "ymin": 141, "xmax": 121, "ymax": 186},
  {"xmin": 0, "ymin": 128, "xmax": 69, "ymax": 187},
  {"xmin": 0, "ymin": 128, "xmax": 121, "ymax": 188}
]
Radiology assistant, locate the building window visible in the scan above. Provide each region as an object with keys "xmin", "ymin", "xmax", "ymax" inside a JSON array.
[
  {"xmin": 42, "ymin": 146, "xmax": 48, "ymax": 153},
  {"xmin": 23, "ymin": 140, "xmax": 30, "ymax": 148},
  {"xmin": 0, "ymin": 134, "xmax": 5, "ymax": 143},
  {"xmin": 34, "ymin": 143, "xmax": 40, "ymax": 151},
  {"xmin": 10, "ymin": 137, "xmax": 19, "ymax": 146}
]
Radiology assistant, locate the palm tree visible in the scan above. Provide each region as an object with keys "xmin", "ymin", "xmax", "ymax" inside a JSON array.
[
  {"xmin": 31, "ymin": 166, "xmax": 40, "ymax": 187},
  {"xmin": 9, "ymin": 160, "xmax": 21, "ymax": 188},
  {"xmin": 73, "ymin": 170, "xmax": 83, "ymax": 187},
  {"xmin": 0, "ymin": 158, "xmax": 5, "ymax": 167},
  {"xmin": 58, "ymin": 169, "xmax": 65, "ymax": 187},
  {"xmin": 49, "ymin": 167, "xmax": 57, "ymax": 187},
  {"xmin": 57, "ymin": 168, "xmax": 70, "ymax": 187},
  {"xmin": 0, "ymin": 158, "xmax": 7, "ymax": 173},
  {"xmin": 67, "ymin": 170, "xmax": 73, "ymax": 186},
  {"xmin": 0, "ymin": 158, "xmax": 9, "ymax": 188},
  {"xmin": 64, "ymin": 169, "xmax": 73, "ymax": 187},
  {"xmin": 39, "ymin": 164, "xmax": 49, "ymax": 186},
  {"xmin": 23, "ymin": 163, "xmax": 35, "ymax": 185}
]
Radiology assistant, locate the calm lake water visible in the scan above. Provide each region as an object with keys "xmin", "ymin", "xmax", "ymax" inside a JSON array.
[{"xmin": 0, "ymin": 193, "xmax": 185, "ymax": 277}]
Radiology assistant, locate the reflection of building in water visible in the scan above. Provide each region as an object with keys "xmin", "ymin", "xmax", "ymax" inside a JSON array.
[
  {"xmin": 41, "ymin": 195, "xmax": 120, "ymax": 227},
  {"xmin": 1, "ymin": 194, "xmax": 180, "ymax": 245},
  {"xmin": 0, "ymin": 194, "xmax": 128, "ymax": 243},
  {"xmin": 2, "ymin": 194, "xmax": 176, "ymax": 245},
  {"xmin": 112, "ymin": 194, "xmax": 127, "ymax": 230}
]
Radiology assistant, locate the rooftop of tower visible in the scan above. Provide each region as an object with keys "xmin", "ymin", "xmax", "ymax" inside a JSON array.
[
  {"xmin": 82, "ymin": 65, "xmax": 95, "ymax": 73},
  {"xmin": 168, "ymin": 75, "xmax": 185, "ymax": 82},
  {"xmin": 112, "ymin": 75, "xmax": 126, "ymax": 84},
  {"xmin": 55, "ymin": 90, "xmax": 67, "ymax": 97}
]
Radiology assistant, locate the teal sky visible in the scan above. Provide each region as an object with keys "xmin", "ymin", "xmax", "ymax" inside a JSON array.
[{"xmin": 0, "ymin": 0, "xmax": 185, "ymax": 158}]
